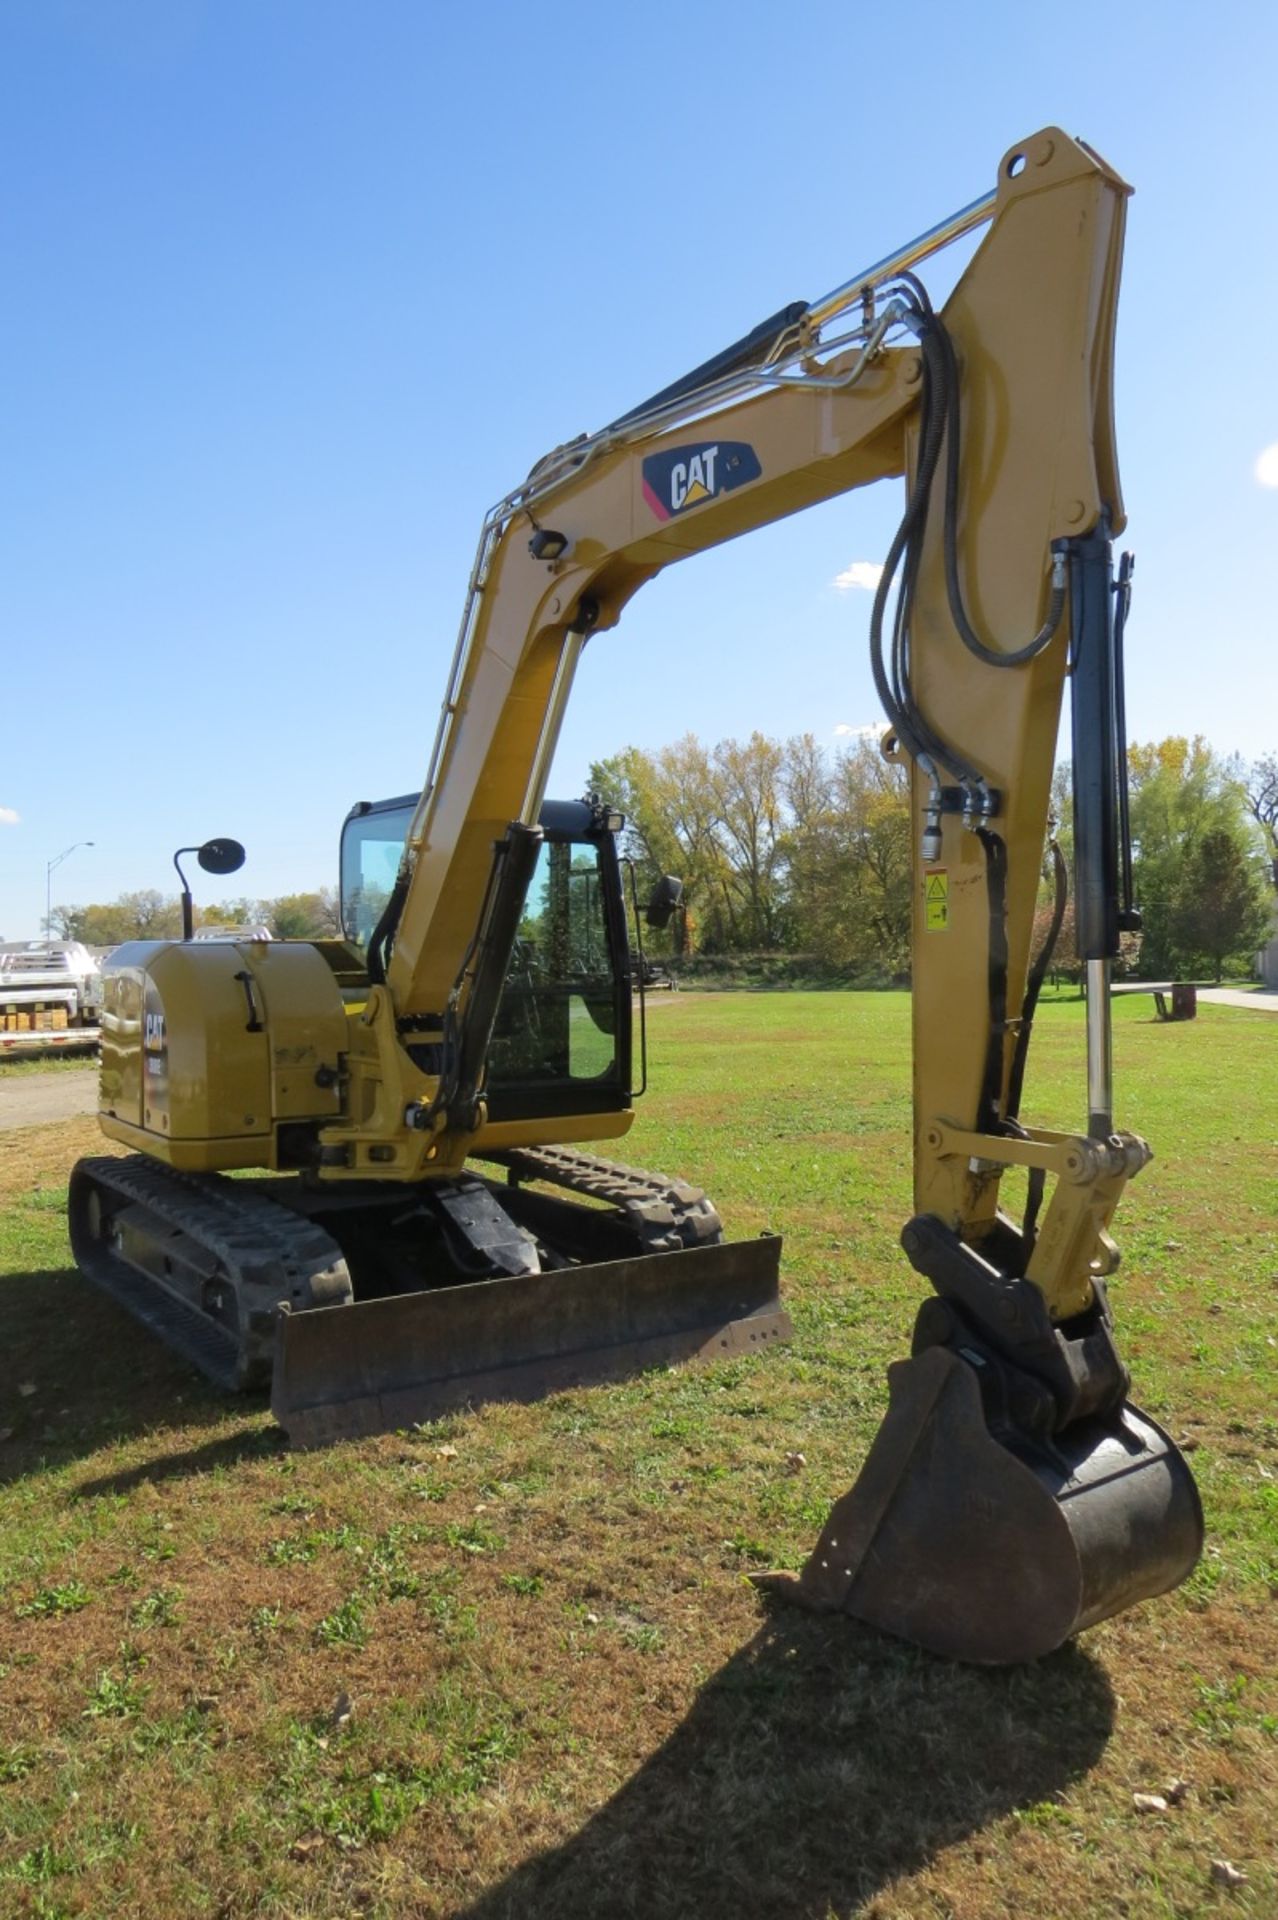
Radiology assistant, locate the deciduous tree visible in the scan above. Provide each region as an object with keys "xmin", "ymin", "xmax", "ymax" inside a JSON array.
[
  {"xmin": 593, "ymin": 729, "xmax": 911, "ymax": 975},
  {"xmin": 1246, "ymin": 753, "xmax": 1278, "ymax": 892},
  {"xmin": 262, "ymin": 889, "xmax": 342, "ymax": 940},
  {"xmin": 1165, "ymin": 828, "xmax": 1273, "ymax": 981},
  {"xmin": 1127, "ymin": 737, "xmax": 1266, "ymax": 977}
]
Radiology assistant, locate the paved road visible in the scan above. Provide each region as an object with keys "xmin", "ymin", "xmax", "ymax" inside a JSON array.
[
  {"xmin": 1197, "ymin": 988, "xmax": 1278, "ymax": 1011},
  {"xmin": 0, "ymin": 1067, "xmax": 99, "ymax": 1133}
]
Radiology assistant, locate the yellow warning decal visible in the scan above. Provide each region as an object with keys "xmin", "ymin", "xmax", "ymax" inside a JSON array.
[{"xmin": 924, "ymin": 868, "xmax": 949, "ymax": 931}]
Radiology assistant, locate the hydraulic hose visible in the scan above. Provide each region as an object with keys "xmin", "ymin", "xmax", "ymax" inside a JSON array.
[
  {"xmin": 868, "ymin": 277, "xmax": 984, "ymax": 792},
  {"xmin": 933, "ymin": 318, "xmax": 1068, "ymax": 669},
  {"xmin": 1008, "ymin": 836, "xmax": 1068, "ymax": 1267},
  {"xmin": 366, "ymin": 873, "xmax": 409, "ymax": 986},
  {"xmin": 1007, "ymin": 837, "xmax": 1068, "ymax": 1124},
  {"xmin": 974, "ymin": 827, "xmax": 1010, "ymax": 1136}
]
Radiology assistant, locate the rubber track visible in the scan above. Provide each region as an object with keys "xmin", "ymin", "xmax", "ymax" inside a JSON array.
[
  {"xmin": 476, "ymin": 1145, "xmax": 724, "ymax": 1255},
  {"xmin": 70, "ymin": 1155, "xmax": 351, "ymax": 1392}
]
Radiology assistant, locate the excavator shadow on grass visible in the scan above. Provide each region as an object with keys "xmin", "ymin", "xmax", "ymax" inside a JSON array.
[
  {"xmin": 459, "ymin": 1607, "xmax": 1115, "ymax": 1920},
  {"xmin": 0, "ymin": 1262, "xmax": 273, "ymax": 1490}
]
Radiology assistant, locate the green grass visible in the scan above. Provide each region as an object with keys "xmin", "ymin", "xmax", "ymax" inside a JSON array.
[
  {"xmin": 0, "ymin": 1050, "xmax": 97, "ymax": 1077},
  {"xmin": 0, "ymin": 992, "xmax": 1275, "ymax": 1918}
]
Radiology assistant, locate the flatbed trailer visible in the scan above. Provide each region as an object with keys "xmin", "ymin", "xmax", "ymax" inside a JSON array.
[
  {"xmin": 0, "ymin": 943, "xmax": 103, "ymax": 1056},
  {"xmin": 0, "ymin": 1022, "xmax": 101, "ymax": 1056}
]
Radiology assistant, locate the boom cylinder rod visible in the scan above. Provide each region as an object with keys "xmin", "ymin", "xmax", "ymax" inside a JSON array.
[{"xmin": 1086, "ymin": 958, "xmax": 1115, "ymax": 1137}]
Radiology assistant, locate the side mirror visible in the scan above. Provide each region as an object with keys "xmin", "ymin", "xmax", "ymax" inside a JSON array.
[
  {"xmin": 645, "ymin": 874, "xmax": 684, "ymax": 931},
  {"xmin": 174, "ymin": 837, "xmax": 248, "ymax": 940},
  {"xmin": 197, "ymin": 838, "xmax": 246, "ymax": 876}
]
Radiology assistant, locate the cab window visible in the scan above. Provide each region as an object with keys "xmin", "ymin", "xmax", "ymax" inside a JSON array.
[
  {"xmin": 489, "ymin": 838, "xmax": 618, "ymax": 1089},
  {"xmin": 340, "ymin": 803, "xmax": 413, "ymax": 949}
]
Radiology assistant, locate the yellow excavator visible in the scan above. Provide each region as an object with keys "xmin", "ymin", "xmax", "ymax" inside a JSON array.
[{"xmin": 69, "ymin": 127, "xmax": 1202, "ymax": 1663}]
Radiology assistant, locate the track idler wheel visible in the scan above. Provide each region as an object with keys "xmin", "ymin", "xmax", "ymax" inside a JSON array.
[{"xmin": 756, "ymin": 1346, "xmax": 1203, "ymax": 1664}]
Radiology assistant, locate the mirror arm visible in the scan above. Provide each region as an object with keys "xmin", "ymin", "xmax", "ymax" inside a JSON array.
[
  {"xmin": 173, "ymin": 847, "xmax": 198, "ymax": 942},
  {"xmin": 172, "ymin": 838, "xmax": 248, "ymax": 943}
]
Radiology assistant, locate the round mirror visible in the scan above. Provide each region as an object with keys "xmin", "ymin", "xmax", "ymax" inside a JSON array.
[{"xmin": 197, "ymin": 837, "xmax": 246, "ymax": 876}]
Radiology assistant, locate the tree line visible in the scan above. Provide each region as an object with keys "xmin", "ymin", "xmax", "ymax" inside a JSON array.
[
  {"xmin": 48, "ymin": 888, "xmax": 341, "ymax": 947},
  {"xmin": 593, "ymin": 732, "xmax": 1276, "ymax": 984},
  {"xmin": 45, "ymin": 736, "xmax": 1276, "ymax": 979},
  {"xmin": 591, "ymin": 732, "xmax": 913, "ymax": 979}
]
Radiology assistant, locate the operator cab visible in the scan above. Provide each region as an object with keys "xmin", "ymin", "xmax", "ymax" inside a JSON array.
[{"xmin": 340, "ymin": 795, "xmax": 636, "ymax": 1123}]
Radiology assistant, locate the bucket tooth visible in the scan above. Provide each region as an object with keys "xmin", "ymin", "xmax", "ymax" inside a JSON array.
[{"xmin": 756, "ymin": 1346, "xmax": 1202, "ymax": 1665}]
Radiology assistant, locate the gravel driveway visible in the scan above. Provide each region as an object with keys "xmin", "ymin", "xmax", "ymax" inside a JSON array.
[{"xmin": 0, "ymin": 1067, "xmax": 100, "ymax": 1133}]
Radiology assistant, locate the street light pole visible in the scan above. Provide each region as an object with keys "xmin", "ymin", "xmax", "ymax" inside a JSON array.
[{"xmin": 45, "ymin": 840, "xmax": 95, "ymax": 937}]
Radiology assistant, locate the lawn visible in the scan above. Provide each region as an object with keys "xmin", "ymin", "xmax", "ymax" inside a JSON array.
[
  {"xmin": 0, "ymin": 1051, "xmax": 97, "ymax": 1078},
  {"xmin": 1, "ymin": 991, "xmax": 1275, "ymax": 1919}
]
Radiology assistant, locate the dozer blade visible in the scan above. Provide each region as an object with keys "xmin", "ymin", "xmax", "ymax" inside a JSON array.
[
  {"xmin": 273, "ymin": 1235, "xmax": 789, "ymax": 1447},
  {"xmin": 756, "ymin": 1345, "xmax": 1202, "ymax": 1664}
]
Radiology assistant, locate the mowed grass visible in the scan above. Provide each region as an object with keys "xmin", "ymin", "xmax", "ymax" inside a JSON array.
[
  {"xmin": 0, "ymin": 991, "xmax": 1275, "ymax": 1920},
  {"xmin": 0, "ymin": 1050, "xmax": 97, "ymax": 1077}
]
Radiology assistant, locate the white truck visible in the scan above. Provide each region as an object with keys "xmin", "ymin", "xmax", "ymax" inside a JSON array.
[{"xmin": 0, "ymin": 941, "xmax": 103, "ymax": 1056}]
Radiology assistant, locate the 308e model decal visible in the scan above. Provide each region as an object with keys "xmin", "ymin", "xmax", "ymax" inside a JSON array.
[{"xmin": 642, "ymin": 441, "xmax": 762, "ymax": 522}]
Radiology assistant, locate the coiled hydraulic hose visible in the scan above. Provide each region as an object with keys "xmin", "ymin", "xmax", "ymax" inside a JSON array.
[{"xmin": 869, "ymin": 276, "xmax": 1070, "ymax": 803}]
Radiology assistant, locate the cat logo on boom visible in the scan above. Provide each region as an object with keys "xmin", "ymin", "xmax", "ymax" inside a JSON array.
[{"xmin": 642, "ymin": 440, "xmax": 762, "ymax": 522}]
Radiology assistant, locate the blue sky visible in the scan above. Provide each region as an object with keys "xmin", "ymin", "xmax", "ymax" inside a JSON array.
[{"xmin": 2, "ymin": 1, "xmax": 1275, "ymax": 937}]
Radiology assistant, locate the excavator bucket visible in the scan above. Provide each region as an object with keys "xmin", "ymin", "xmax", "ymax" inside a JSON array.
[
  {"xmin": 273, "ymin": 1235, "xmax": 791, "ymax": 1447},
  {"xmin": 756, "ymin": 1346, "xmax": 1203, "ymax": 1664}
]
